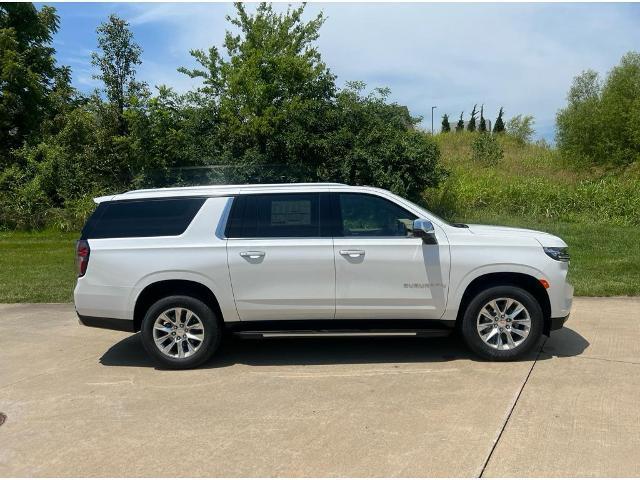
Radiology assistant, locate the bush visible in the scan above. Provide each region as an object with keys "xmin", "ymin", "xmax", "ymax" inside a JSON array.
[
  {"xmin": 506, "ymin": 115, "xmax": 535, "ymax": 144},
  {"xmin": 471, "ymin": 133, "xmax": 503, "ymax": 165},
  {"xmin": 0, "ymin": 166, "xmax": 51, "ymax": 229}
]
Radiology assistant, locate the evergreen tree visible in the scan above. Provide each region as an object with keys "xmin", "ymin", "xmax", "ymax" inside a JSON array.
[
  {"xmin": 479, "ymin": 104, "xmax": 487, "ymax": 132},
  {"xmin": 441, "ymin": 113, "xmax": 451, "ymax": 133},
  {"xmin": 493, "ymin": 107, "xmax": 505, "ymax": 133},
  {"xmin": 456, "ymin": 111, "xmax": 464, "ymax": 132},
  {"xmin": 467, "ymin": 104, "xmax": 477, "ymax": 132}
]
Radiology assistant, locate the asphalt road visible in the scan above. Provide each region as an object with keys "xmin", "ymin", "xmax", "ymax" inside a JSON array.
[{"xmin": 1, "ymin": 297, "xmax": 639, "ymax": 477}]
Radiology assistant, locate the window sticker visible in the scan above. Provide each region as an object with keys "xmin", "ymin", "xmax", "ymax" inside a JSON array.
[{"xmin": 271, "ymin": 200, "xmax": 312, "ymax": 226}]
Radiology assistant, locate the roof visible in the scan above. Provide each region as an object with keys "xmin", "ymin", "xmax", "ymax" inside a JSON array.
[{"xmin": 94, "ymin": 182, "xmax": 356, "ymax": 203}]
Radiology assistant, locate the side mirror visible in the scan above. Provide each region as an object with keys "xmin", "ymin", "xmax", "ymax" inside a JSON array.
[{"xmin": 412, "ymin": 219, "xmax": 437, "ymax": 244}]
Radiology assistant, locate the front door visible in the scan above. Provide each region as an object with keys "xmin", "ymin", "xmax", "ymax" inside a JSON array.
[
  {"xmin": 226, "ymin": 192, "xmax": 335, "ymax": 321},
  {"xmin": 332, "ymin": 192, "xmax": 448, "ymax": 319}
]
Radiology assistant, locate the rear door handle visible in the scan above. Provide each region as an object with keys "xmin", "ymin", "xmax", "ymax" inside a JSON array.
[
  {"xmin": 240, "ymin": 251, "xmax": 265, "ymax": 259},
  {"xmin": 339, "ymin": 249, "xmax": 365, "ymax": 258}
]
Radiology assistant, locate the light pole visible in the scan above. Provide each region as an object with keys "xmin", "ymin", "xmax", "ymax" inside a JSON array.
[{"xmin": 431, "ymin": 106, "xmax": 437, "ymax": 135}]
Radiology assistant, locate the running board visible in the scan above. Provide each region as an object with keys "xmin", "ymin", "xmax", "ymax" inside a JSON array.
[{"xmin": 233, "ymin": 329, "xmax": 452, "ymax": 339}]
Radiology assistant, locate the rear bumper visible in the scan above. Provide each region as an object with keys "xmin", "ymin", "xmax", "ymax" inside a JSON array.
[
  {"xmin": 77, "ymin": 313, "xmax": 136, "ymax": 332},
  {"xmin": 549, "ymin": 313, "xmax": 570, "ymax": 332}
]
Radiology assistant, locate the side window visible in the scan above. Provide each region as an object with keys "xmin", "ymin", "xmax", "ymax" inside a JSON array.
[
  {"xmin": 338, "ymin": 193, "xmax": 417, "ymax": 237},
  {"xmin": 226, "ymin": 193, "xmax": 324, "ymax": 238},
  {"xmin": 83, "ymin": 198, "xmax": 206, "ymax": 239}
]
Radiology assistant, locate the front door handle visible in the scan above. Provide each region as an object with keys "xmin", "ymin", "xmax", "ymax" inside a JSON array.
[
  {"xmin": 339, "ymin": 249, "xmax": 365, "ymax": 258},
  {"xmin": 240, "ymin": 251, "xmax": 265, "ymax": 259}
]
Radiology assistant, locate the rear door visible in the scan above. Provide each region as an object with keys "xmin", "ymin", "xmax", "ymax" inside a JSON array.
[
  {"xmin": 226, "ymin": 192, "xmax": 335, "ymax": 321},
  {"xmin": 332, "ymin": 192, "xmax": 448, "ymax": 320}
]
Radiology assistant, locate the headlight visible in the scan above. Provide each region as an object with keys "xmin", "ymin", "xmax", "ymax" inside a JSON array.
[{"xmin": 543, "ymin": 246, "xmax": 570, "ymax": 262}]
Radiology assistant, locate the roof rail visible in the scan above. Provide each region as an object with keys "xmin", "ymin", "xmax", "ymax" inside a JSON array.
[{"xmin": 122, "ymin": 182, "xmax": 346, "ymax": 195}]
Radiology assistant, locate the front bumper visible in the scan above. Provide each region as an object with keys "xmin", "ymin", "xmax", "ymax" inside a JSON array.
[{"xmin": 549, "ymin": 313, "xmax": 570, "ymax": 332}]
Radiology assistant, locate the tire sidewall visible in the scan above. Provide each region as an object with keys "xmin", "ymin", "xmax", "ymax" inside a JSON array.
[
  {"xmin": 461, "ymin": 286, "xmax": 543, "ymax": 361},
  {"xmin": 141, "ymin": 295, "xmax": 220, "ymax": 369}
]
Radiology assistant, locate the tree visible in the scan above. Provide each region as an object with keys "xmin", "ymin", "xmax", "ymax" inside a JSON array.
[
  {"xmin": 467, "ymin": 104, "xmax": 477, "ymax": 132},
  {"xmin": 555, "ymin": 70, "xmax": 601, "ymax": 163},
  {"xmin": 323, "ymin": 84, "xmax": 444, "ymax": 201},
  {"xmin": 506, "ymin": 114, "xmax": 535, "ymax": 144},
  {"xmin": 441, "ymin": 113, "xmax": 451, "ymax": 133},
  {"xmin": 557, "ymin": 52, "xmax": 640, "ymax": 165},
  {"xmin": 600, "ymin": 52, "xmax": 640, "ymax": 164},
  {"xmin": 178, "ymin": 2, "xmax": 444, "ymax": 199},
  {"xmin": 456, "ymin": 111, "xmax": 464, "ymax": 132},
  {"xmin": 91, "ymin": 14, "xmax": 145, "ymax": 134},
  {"xmin": 0, "ymin": 2, "xmax": 446, "ymax": 229},
  {"xmin": 0, "ymin": 3, "xmax": 62, "ymax": 159},
  {"xmin": 493, "ymin": 107, "xmax": 505, "ymax": 133},
  {"xmin": 479, "ymin": 104, "xmax": 487, "ymax": 132},
  {"xmin": 179, "ymin": 3, "xmax": 336, "ymax": 179}
]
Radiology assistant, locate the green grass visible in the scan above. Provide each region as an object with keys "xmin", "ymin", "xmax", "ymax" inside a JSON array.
[
  {"xmin": 0, "ymin": 230, "xmax": 78, "ymax": 303},
  {"xmin": 427, "ymin": 132, "xmax": 640, "ymax": 226},
  {"xmin": 458, "ymin": 215, "xmax": 640, "ymax": 296}
]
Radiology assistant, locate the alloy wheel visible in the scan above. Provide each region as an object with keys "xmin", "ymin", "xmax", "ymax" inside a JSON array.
[
  {"xmin": 476, "ymin": 297, "xmax": 531, "ymax": 350},
  {"xmin": 153, "ymin": 307, "xmax": 205, "ymax": 359}
]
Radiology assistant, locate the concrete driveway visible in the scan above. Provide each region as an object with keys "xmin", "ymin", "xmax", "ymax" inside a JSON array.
[{"xmin": 1, "ymin": 297, "xmax": 639, "ymax": 477}]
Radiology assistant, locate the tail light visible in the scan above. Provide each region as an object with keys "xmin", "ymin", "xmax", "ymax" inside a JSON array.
[{"xmin": 76, "ymin": 240, "xmax": 90, "ymax": 277}]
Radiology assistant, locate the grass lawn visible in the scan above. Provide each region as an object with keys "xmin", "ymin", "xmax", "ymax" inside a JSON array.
[
  {"xmin": 0, "ymin": 230, "xmax": 78, "ymax": 303},
  {"xmin": 0, "ymin": 219, "xmax": 638, "ymax": 303},
  {"xmin": 459, "ymin": 216, "xmax": 640, "ymax": 297}
]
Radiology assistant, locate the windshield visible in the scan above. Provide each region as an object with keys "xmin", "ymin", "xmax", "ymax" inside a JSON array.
[{"xmin": 396, "ymin": 197, "xmax": 452, "ymax": 227}]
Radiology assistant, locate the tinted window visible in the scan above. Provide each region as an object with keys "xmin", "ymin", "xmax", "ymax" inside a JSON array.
[
  {"xmin": 226, "ymin": 193, "xmax": 326, "ymax": 238},
  {"xmin": 83, "ymin": 198, "xmax": 206, "ymax": 239},
  {"xmin": 338, "ymin": 193, "xmax": 417, "ymax": 237}
]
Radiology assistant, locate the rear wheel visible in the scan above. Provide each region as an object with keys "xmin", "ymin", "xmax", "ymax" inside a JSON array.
[
  {"xmin": 141, "ymin": 295, "xmax": 221, "ymax": 369},
  {"xmin": 461, "ymin": 286, "xmax": 543, "ymax": 361}
]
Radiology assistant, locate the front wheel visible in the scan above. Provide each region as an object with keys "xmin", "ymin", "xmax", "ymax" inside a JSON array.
[
  {"xmin": 461, "ymin": 286, "xmax": 543, "ymax": 361},
  {"xmin": 141, "ymin": 295, "xmax": 221, "ymax": 369}
]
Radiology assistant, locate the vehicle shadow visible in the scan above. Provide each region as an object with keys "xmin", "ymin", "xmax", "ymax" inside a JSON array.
[
  {"xmin": 539, "ymin": 326, "xmax": 590, "ymax": 359},
  {"xmin": 99, "ymin": 327, "xmax": 589, "ymax": 370}
]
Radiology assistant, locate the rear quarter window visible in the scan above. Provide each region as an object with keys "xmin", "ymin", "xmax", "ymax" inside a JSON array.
[{"xmin": 82, "ymin": 197, "xmax": 206, "ymax": 239}]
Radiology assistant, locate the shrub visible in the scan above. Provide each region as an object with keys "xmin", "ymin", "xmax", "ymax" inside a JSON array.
[
  {"xmin": 471, "ymin": 133, "xmax": 504, "ymax": 165},
  {"xmin": 506, "ymin": 115, "xmax": 535, "ymax": 144}
]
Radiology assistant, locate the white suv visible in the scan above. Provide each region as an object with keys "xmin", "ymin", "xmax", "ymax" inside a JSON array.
[{"xmin": 74, "ymin": 183, "xmax": 572, "ymax": 368}]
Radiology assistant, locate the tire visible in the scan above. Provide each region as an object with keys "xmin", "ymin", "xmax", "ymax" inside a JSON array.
[
  {"xmin": 461, "ymin": 286, "xmax": 543, "ymax": 361},
  {"xmin": 141, "ymin": 295, "xmax": 221, "ymax": 369}
]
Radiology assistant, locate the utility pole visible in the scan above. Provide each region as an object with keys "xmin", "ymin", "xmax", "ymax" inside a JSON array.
[{"xmin": 431, "ymin": 106, "xmax": 437, "ymax": 135}]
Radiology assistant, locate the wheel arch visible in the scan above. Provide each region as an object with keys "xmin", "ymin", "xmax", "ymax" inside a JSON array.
[
  {"xmin": 133, "ymin": 279, "xmax": 224, "ymax": 332},
  {"xmin": 455, "ymin": 272, "xmax": 552, "ymax": 335}
]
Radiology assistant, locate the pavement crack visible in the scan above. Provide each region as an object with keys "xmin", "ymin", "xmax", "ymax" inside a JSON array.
[
  {"xmin": 570, "ymin": 355, "xmax": 640, "ymax": 366},
  {"xmin": 478, "ymin": 338, "xmax": 546, "ymax": 478}
]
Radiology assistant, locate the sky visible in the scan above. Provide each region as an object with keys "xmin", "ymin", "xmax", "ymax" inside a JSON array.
[{"xmin": 44, "ymin": 2, "xmax": 640, "ymax": 141}]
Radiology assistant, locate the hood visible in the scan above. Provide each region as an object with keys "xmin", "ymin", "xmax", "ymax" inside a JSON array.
[{"xmin": 466, "ymin": 224, "xmax": 567, "ymax": 247}]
